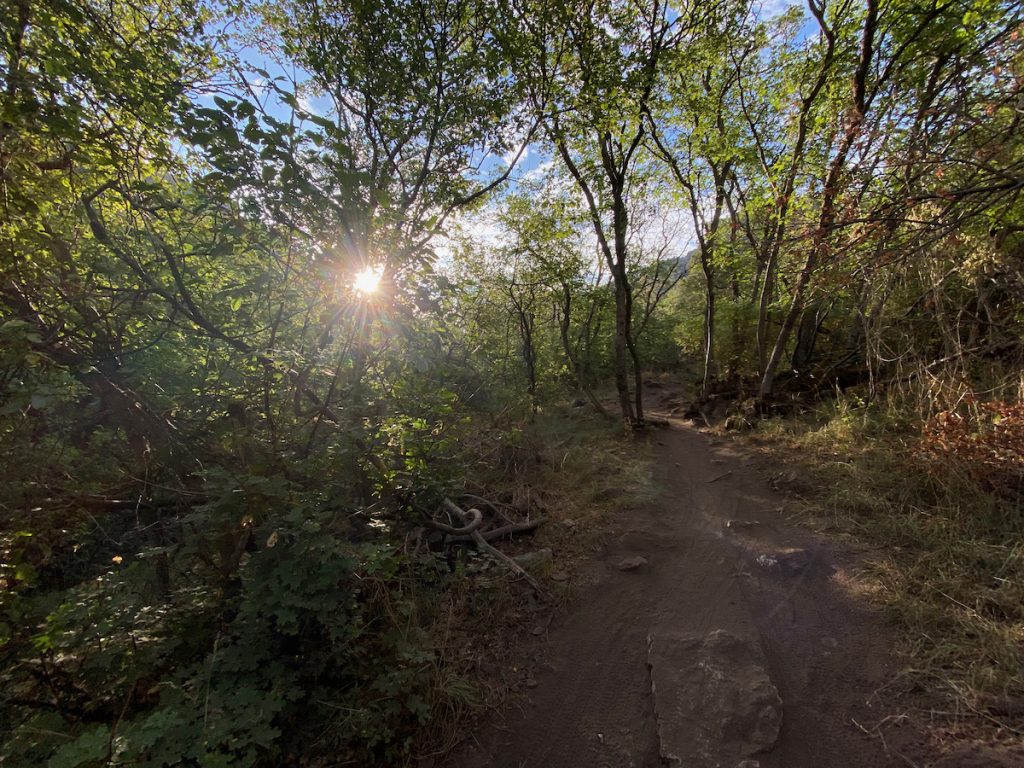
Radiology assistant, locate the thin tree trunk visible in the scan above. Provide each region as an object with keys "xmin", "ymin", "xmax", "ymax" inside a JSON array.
[
  {"xmin": 612, "ymin": 189, "xmax": 638, "ymax": 424},
  {"xmin": 703, "ymin": 288, "xmax": 715, "ymax": 395}
]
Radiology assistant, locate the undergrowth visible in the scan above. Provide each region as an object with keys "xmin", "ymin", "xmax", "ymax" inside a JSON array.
[
  {"xmin": 0, "ymin": 404, "xmax": 650, "ymax": 768},
  {"xmin": 744, "ymin": 398, "xmax": 1024, "ymax": 738}
]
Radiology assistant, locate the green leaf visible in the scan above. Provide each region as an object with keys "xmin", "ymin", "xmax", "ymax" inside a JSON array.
[{"xmin": 47, "ymin": 725, "xmax": 111, "ymax": 768}]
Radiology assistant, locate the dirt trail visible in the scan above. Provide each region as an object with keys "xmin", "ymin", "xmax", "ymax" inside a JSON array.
[{"xmin": 444, "ymin": 392, "xmax": 929, "ymax": 768}]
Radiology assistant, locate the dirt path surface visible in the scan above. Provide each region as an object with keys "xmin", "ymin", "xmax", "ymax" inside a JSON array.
[{"xmin": 444, "ymin": 394, "xmax": 930, "ymax": 768}]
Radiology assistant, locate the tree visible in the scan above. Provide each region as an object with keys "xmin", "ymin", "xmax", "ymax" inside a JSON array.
[
  {"xmin": 504, "ymin": 0, "xmax": 693, "ymax": 424},
  {"xmin": 647, "ymin": 0, "xmax": 752, "ymax": 395}
]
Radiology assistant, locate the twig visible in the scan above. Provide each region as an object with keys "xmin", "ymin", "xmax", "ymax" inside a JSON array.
[
  {"xmin": 708, "ymin": 471, "xmax": 733, "ymax": 483},
  {"xmin": 936, "ymin": 589, "xmax": 981, "ymax": 618}
]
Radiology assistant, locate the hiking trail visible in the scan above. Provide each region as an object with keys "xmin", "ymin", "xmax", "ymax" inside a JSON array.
[{"xmin": 444, "ymin": 389, "xmax": 931, "ymax": 768}]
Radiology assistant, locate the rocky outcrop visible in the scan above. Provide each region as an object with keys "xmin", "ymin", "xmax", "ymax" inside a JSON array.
[{"xmin": 647, "ymin": 629, "xmax": 782, "ymax": 768}]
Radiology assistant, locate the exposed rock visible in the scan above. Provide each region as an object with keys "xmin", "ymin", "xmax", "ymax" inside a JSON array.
[
  {"xmin": 725, "ymin": 519, "xmax": 760, "ymax": 530},
  {"xmin": 777, "ymin": 549, "xmax": 811, "ymax": 574},
  {"xmin": 755, "ymin": 554, "xmax": 778, "ymax": 570},
  {"xmin": 755, "ymin": 549, "xmax": 810, "ymax": 575},
  {"xmin": 514, "ymin": 548, "xmax": 553, "ymax": 570},
  {"xmin": 616, "ymin": 556, "xmax": 648, "ymax": 571},
  {"xmin": 647, "ymin": 629, "xmax": 782, "ymax": 768},
  {"xmin": 682, "ymin": 403, "xmax": 703, "ymax": 420},
  {"xmin": 769, "ymin": 470, "xmax": 799, "ymax": 490}
]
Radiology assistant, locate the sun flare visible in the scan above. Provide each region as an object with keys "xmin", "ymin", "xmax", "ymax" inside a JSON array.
[{"xmin": 353, "ymin": 265, "xmax": 383, "ymax": 295}]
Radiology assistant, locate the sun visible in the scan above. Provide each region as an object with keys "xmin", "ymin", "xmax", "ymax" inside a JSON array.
[{"xmin": 353, "ymin": 265, "xmax": 383, "ymax": 295}]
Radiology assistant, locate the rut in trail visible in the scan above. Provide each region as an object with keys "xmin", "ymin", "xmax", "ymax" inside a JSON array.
[{"xmin": 444, "ymin": 392, "xmax": 930, "ymax": 768}]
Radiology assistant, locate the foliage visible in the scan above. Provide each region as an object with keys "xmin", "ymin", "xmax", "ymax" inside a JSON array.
[
  {"xmin": 653, "ymin": 0, "xmax": 1024, "ymax": 406},
  {"xmin": 919, "ymin": 401, "xmax": 1024, "ymax": 495},
  {"xmin": 3, "ymin": 0, "xmax": 1024, "ymax": 762},
  {"xmin": 2, "ymin": 461, "xmax": 460, "ymax": 765}
]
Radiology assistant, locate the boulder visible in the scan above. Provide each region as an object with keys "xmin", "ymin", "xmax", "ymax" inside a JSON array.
[
  {"xmin": 513, "ymin": 548, "xmax": 552, "ymax": 570},
  {"xmin": 647, "ymin": 629, "xmax": 782, "ymax": 767}
]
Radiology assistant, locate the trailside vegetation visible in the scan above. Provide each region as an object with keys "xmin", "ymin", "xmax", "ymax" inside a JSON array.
[{"xmin": 2, "ymin": 0, "xmax": 1022, "ymax": 764}]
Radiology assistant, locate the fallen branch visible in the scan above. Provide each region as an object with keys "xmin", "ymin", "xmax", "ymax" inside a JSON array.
[
  {"xmin": 442, "ymin": 499, "xmax": 547, "ymax": 597},
  {"xmin": 697, "ymin": 408, "xmax": 712, "ymax": 428},
  {"xmin": 424, "ymin": 506, "xmax": 482, "ymax": 535},
  {"xmin": 449, "ymin": 517, "xmax": 545, "ymax": 543},
  {"xmin": 460, "ymin": 493, "xmax": 511, "ymax": 522}
]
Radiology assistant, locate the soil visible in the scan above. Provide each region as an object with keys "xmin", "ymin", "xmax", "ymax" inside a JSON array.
[{"xmin": 442, "ymin": 389, "xmax": 938, "ymax": 768}]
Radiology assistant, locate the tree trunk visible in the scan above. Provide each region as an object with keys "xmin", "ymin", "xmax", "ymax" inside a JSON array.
[
  {"xmin": 522, "ymin": 309, "xmax": 537, "ymax": 412},
  {"xmin": 729, "ymin": 255, "xmax": 743, "ymax": 382},
  {"xmin": 558, "ymin": 283, "xmax": 578, "ymax": 389},
  {"xmin": 756, "ymin": 234, "xmax": 781, "ymax": 377},
  {"xmin": 613, "ymin": 275, "xmax": 635, "ymax": 422},
  {"xmin": 626, "ymin": 330, "xmax": 645, "ymax": 424},
  {"xmin": 703, "ymin": 284, "xmax": 715, "ymax": 396},
  {"xmin": 759, "ymin": 254, "xmax": 812, "ymax": 399},
  {"xmin": 558, "ymin": 282, "xmax": 607, "ymax": 415},
  {"xmin": 510, "ymin": 286, "xmax": 538, "ymax": 413},
  {"xmin": 611, "ymin": 189, "xmax": 637, "ymax": 424},
  {"xmin": 791, "ymin": 303, "xmax": 821, "ymax": 373}
]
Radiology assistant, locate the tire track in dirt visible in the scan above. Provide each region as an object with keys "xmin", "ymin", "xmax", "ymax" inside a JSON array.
[{"xmin": 444, "ymin": 393, "xmax": 931, "ymax": 768}]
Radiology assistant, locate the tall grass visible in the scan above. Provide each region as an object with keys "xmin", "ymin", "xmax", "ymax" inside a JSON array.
[{"xmin": 750, "ymin": 397, "xmax": 1024, "ymax": 730}]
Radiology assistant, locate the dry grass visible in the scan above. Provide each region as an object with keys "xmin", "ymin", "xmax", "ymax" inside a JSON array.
[
  {"xmin": 524, "ymin": 407, "xmax": 657, "ymax": 560},
  {"xmin": 741, "ymin": 398, "xmax": 1024, "ymax": 742}
]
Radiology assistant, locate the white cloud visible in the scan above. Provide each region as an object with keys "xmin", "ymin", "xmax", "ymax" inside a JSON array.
[
  {"xmin": 503, "ymin": 144, "xmax": 529, "ymax": 167},
  {"xmin": 757, "ymin": 0, "xmax": 803, "ymax": 19},
  {"xmin": 521, "ymin": 158, "xmax": 555, "ymax": 184}
]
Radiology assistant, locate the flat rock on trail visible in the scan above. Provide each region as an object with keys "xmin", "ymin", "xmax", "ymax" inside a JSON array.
[{"xmin": 443, "ymin": 396, "xmax": 926, "ymax": 768}]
